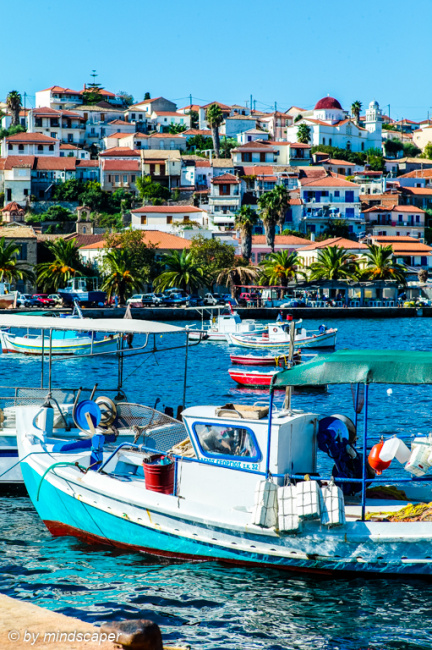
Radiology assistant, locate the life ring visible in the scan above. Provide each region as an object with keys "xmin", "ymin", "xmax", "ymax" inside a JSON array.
[{"xmin": 272, "ymin": 327, "xmax": 278, "ymax": 332}]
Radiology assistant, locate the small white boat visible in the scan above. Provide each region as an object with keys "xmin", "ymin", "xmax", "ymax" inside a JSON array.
[
  {"xmin": 0, "ymin": 282, "xmax": 17, "ymax": 310},
  {"xmin": 227, "ymin": 321, "xmax": 337, "ymax": 349},
  {"xmin": 188, "ymin": 309, "xmax": 266, "ymax": 342},
  {"xmin": 0, "ymin": 329, "xmax": 121, "ymax": 356}
]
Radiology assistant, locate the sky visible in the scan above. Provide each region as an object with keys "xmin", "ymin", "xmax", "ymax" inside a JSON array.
[{"xmin": 2, "ymin": 0, "xmax": 431, "ymax": 121}]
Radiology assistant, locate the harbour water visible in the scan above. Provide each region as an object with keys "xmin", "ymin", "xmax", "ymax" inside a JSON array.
[{"xmin": 1, "ymin": 317, "xmax": 432, "ymax": 649}]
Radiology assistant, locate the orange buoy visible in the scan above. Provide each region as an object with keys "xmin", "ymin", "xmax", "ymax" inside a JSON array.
[{"xmin": 368, "ymin": 440, "xmax": 391, "ymax": 475}]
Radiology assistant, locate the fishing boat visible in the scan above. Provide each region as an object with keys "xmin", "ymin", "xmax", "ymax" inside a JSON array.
[
  {"xmin": 0, "ymin": 314, "xmax": 192, "ymax": 488},
  {"xmin": 58, "ymin": 277, "xmax": 106, "ymax": 307},
  {"xmin": 227, "ymin": 321, "xmax": 337, "ymax": 349},
  {"xmin": 16, "ymin": 327, "xmax": 432, "ymax": 575},
  {"xmin": 188, "ymin": 307, "xmax": 266, "ymax": 342},
  {"xmin": 0, "ymin": 282, "xmax": 17, "ymax": 309},
  {"xmin": 0, "ymin": 304, "xmax": 121, "ymax": 356},
  {"xmin": 228, "ymin": 368, "xmax": 279, "ymax": 387},
  {"xmin": 230, "ymin": 353, "xmax": 302, "ymax": 366}
]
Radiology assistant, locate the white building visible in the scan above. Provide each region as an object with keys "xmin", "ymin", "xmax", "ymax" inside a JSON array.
[
  {"xmin": 287, "ymin": 97, "xmax": 383, "ymax": 152},
  {"xmin": 2, "ymin": 133, "xmax": 60, "ymax": 157},
  {"xmin": 208, "ymin": 173, "xmax": 241, "ymax": 230},
  {"xmin": 362, "ymin": 205, "xmax": 426, "ymax": 238},
  {"xmin": 150, "ymin": 111, "xmax": 191, "ymax": 133},
  {"xmin": 130, "ymin": 205, "xmax": 208, "ymax": 235},
  {"xmin": 35, "ymin": 86, "xmax": 83, "ymax": 110},
  {"xmin": 28, "ymin": 108, "xmax": 86, "ymax": 145}
]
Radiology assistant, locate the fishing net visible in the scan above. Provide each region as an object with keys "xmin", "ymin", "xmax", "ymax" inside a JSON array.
[{"xmin": 114, "ymin": 402, "xmax": 188, "ymax": 454}]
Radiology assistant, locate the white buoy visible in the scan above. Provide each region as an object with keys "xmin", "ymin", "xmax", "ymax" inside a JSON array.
[{"xmin": 387, "ymin": 388, "xmax": 393, "ymax": 396}]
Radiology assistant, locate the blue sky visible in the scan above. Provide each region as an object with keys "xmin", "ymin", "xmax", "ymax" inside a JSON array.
[{"xmin": 2, "ymin": 0, "xmax": 430, "ymax": 121}]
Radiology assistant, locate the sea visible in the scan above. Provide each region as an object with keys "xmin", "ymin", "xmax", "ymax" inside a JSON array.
[{"xmin": 1, "ymin": 316, "xmax": 432, "ymax": 649}]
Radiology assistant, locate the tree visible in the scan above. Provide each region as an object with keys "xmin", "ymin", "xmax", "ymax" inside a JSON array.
[
  {"xmin": 421, "ymin": 143, "xmax": 432, "ymax": 160},
  {"xmin": 101, "ymin": 249, "xmax": 148, "ymax": 304},
  {"xmin": 6, "ymin": 91, "xmax": 22, "ymax": 127},
  {"xmin": 383, "ymin": 138, "xmax": 404, "ymax": 159},
  {"xmin": 0, "ymin": 124, "xmax": 26, "ymax": 140},
  {"xmin": 402, "ymin": 142, "xmax": 421, "ymax": 158},
  {"xmin": 234, "ymin": 206, "xmax": 259, "ymax": 261},
  {"xmin": 41, "ymin": 205, "xmax": 76, "ymax": 222},
  {"xmin": 117, "ymin": 91, "xmax": 134, "ymax": 106},
  {"xmin": 135, "ymin": 176, "xmax": 171, "ymax": 203},
  {"xmin": 296, "ymin": 124, "xmax": 311, "ymax": 144},
  {"xmin": 272, "ymin": 184, "xmax": 291, "ymax": 232},
  {"xmin": 153, "ymin": 249, "xmax": 208, "ymax": 292},
  {"xmin": 189, "ymin": 235, "xmax": 236, "ymax": 285},
  {"xmin": 361, "ymin": 243, "xmax": 407, "ymax": 284},
  {"xmin": 216, "ymin": 261, "xmax": 258, "ymax": 299},
  {"xmin": 351, "ymin": 100, "xmax": 362, "ymax": 124},
  {"xmin": 144, "ymin": 92, "xmax": 151, "ymax": 100},
  {"xmin": 258, "ymin": 191, "xmax": 278, "ymax": 252},
  {"xmin": 309, "ymin": 246, "xmax": 359, "ymax": 280},
  {"xmin": 104, "ymin": 229, "xmax": 157, "ymax": 277},
  {"xmin": 36, "ymin": 239, "xmax": 83, "ymax": 291},
  {"xmin": 220, "ymin": 137, "xmax": 238, "ymax": 159},
  {"xmin": 168, "ymin": 123, "xmax": 187, "ymax": 134},
  {"xmin": 185, "ymin": 134, "xmax": 213, "ymax": 152},
  {"xmin": 187, "ymin": 110, "xmax": 199, "ymax": 129},
  {"xmin": 259, "ymin": 250, "xmax": 305, "ymax": 287},
  {"xmin": 206, "ymin": 104, "xmax": 224, "ymax": 158},
  {"xmin": 294, "ymin": 114, "xmax": 303, "ymax": 123},
  {"xmin": 0, "ymin": 238, "xmax": 34, "ymax": 286},
  {"xmin": 82, "ymin": 72, "xmax": 104, "ymax": 105},
  {"xmin": 322, "ymin": 219, "xmax": 351, "ymax": 239}
]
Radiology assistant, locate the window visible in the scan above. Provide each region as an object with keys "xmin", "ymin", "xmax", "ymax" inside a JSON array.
[
  {"xmin": 67, "ymin": 134, "xmax": 73, "ymax": 143},
  {"xmin": 16, "ymin": 244, "xmax": 27, "ymax": 261},
  {"xmin": 38, "ymin": 145, "xmax": 43, "ymax": 151},
  {"xmin": 49, "ymin": 145, "xmax": 54, "ymax": 151},
  {"xmin": 101, "ymin": 128, "xmax": 105, "ymax": 136},
  {"xmin": 398, "ymin": 215, "xmax": 403, "ymax": 222},
  {"xmin": 334, "ymin": 191, "xmax": 340, "ymax": 197},
  {"xmin": 136, "ymin": 141, "xmax": 141, "ymax": 148},
  {"xmin": 322, "ymin": 138, "xmax": 326, "ymax": 145},
  {"xmin": 8, "ymin": 144, "xmax": 12, "ymax": 151},
  {"xmin": 329, "ymin": 138, "xmax": 332, "ymax": 146},
  {"xmin": 242, "ymin": 153, "xmax": 252, "ymax": 162},
  {"xmin": 346, "ymin": 140, "xmax": 351, "ymax": 151},
  {"xmin": 23, "ymin": 189, "xmax": 28, "ymax": 196},
  {"xmin": 50, "ymin": 132, "xmax": 56, "ymax": 139},
  {"xmin": 219, "ymin": 184, "xmax": 230, "ymax": 196},
  {"xmin": 18, "ymin": 144, "xmax": 24, "ymax": 152},
  {"xmin": 123, "ymin": 175, "xmax": 127, "ymax": 183},
  {"xmin": 167, "ymin": 216, "xmax": 173, "ymax": 224},
  {"xmin": 108, "ymin": 175, "xmax": 112, "ymax": 183},
  {"xmin": 361, "ymin": 142, "xmax": 365, "ymax": 151},
  {"xmin": 193, "ymin": 423, "xmax": 261, "ymax": 461},
  {"xmin": 141, "ymin": 216, "xmax": 147, "ymax": 224},
  {"xmin": 416, "ymin": 215, "xmax": 420, "ymax": 223},
  {"xmin": 131, "ymin": 113, "xmax": 136, "ymax": 120},
  {"xmin": 345, "ymin": 191, "xmax": 354, "ymax": 202},
  {"xmin": 131, "ymin": 175, "xmax": 136, "ymax": 182},
  {"xmin": 115, "ymin": 175, "xmax": 119, "ymax": 182}
]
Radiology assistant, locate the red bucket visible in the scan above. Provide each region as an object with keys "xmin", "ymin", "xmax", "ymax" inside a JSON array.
[{"xmin": 143, "ymin": 457, "xmax": 174, "ymax": 494}]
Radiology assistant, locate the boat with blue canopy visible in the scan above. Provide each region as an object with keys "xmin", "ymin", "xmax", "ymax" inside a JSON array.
[{"xmin": 15, "ymin": 328, "xmax": 432, "ymax": 575}]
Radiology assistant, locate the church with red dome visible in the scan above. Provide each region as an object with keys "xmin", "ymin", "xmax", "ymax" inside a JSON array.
[{"xmin": 287, "ymin": 95, "xmax": 382, "ymax": 152}]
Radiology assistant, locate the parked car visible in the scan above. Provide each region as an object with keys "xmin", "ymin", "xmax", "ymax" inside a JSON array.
[
  {"xmin": 16, "ymin": 293, "xmax": 31, "ymax": 307},
  {"xmin": 152, "ymin": 293, "xmax": 164, "ymax": 305},
  {"xmin": 126, "ymin": 294, "xmax": 146, "ymax": 306},
  {"xmin": 186, "ymin": 294, "xmax": 204, "ymax": 307},
  {"xmin": 280, "ymin": 299, "xmax": 306, "ymax": 308},
  {"xmin": 24, "ymin": 296, "xmax": 45, "ymax": 308},
  {"xmin": 221, "ymin": 294, "xmax": 237, "ymax": 306},
  {"xmin": 203, "ymin": 293, "xmax": 225, "ymax": 306},
  {"xmin": 32, "ymin": 294, "xmax": 56, "ymax": 307},
  {"xmin": 48, "ymin": 294, "xmax": 62, "ymax": 305},
  {"xmin": 238, "ymin": 292, "xmax": 260, "ymax": 306},
  {"xmin": 128, "ymin": 293, "xmax": 162, "ymax": 307},
  {"xmin": 162, "ymin": 292, "xmax": 189, "ymax": 307}
]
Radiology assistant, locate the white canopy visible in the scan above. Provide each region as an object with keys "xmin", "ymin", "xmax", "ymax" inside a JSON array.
[{"xmin": 0, "ymin": 315, "xmax": 185, "ymax": 335}]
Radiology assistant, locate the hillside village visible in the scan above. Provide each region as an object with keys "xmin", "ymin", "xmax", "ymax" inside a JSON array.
[{"xmin": 1, "ymin": 82, "xmax": 432, "ymax": 295}]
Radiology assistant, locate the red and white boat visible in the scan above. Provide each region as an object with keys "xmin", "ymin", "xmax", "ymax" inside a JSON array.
[
  {"xmin": 230, "ymin": 353, "xmax": 302, "ymax": 366},
  {"xmin": 228, "ymin": 368, "xmax": 277, "ymax": 387}
]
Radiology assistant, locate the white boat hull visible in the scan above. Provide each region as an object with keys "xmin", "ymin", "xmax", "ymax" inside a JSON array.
[{"xmin": 227, "ymin": 329, "xmax": 337, "ymax": 349}]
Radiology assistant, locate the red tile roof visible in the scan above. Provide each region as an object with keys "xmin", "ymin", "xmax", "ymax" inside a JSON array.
[
  {"xmin": 2, "ymin": 156, "xmax": 35, "ymax": 169},
  {"xmin": 363, "ymin": 204, "xmax": 425, "ymax": 213},
  {"xmin": 60, "ymin": 143, "xmax": 81, "ymax": 150},
  {"xmin": 202, "ymin": 101, "xmax": 231, "ymax": 110},
  {"xmin": 181, "ymin": 129, "xmax": 212, "ymax": 136},
  {"xmin": 300, "ymin": 237, "xmax": 368, "ymax": 251},
  {"xmin": 32, "ymin": 107, "xmax": 84, "ymax": 119},
  {"xmin": 233, "ymin": 141, "xmax": 275, "ymax": 151},
  {"xmin": 323, "ymin": 158, "xmax": 355, "ymax": 166},
  {"xmin": 195, "ymin": 159, "xmax": 211, "ymax": 167},
  {"xmin": 398, "ymin": 169, "xmax": 432, "ymax": 179},
  {"xmin": 251, "ymin": 235, "xmax": 310, "ymax": 246},
  {"xmin": 102, "ymin": 159, "xmax": 140, "ymax": 172},
  {"xmin": 105, "ymin": 132, "xmax": 130, "ymax": 139},
  {"xmin": 5, "ymin": 133, "xmax": 58, "ymax": 143},
  {"xmin": 131, "ymin": 205, "xmax": 204, "ymax": 214},
  {"xmin": 99, "ymin": 147, "xmax": 140, "ymax": 157},
  {"xmin": 40, "ymin": 86, "xmax": 81, "ymax": 95},
  {"xmin": 107, "ymin": 119, "xmax": 130, "ymax": 125},
  {"xmin": 80, "ymin": 230, "xmax": 192, "ymax": 251},
  {"xmin": 35, "ymin": 157, "xmax": 76, "ymax": 170},
  {"xmin": 300, "ymin": 172, "xmax": 358, "ymax": 188},
  {"xmin": 76, "ymin": 159, "xmax": 99, "ymax": 167},
  {"xmin": 152, "ymin": 111, "xmax": 185, "ymax": 117},
  {"xmin": 211, "ymin": 173, "xmax": 240, "ymax": 184},
  {"xmin": 402, "ymin": 187, "xmax": 432, "ymax": 196}
]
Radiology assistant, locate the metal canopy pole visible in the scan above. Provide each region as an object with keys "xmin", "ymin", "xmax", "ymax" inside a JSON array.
[
  {"xmin": 48, "ymin": 329, "xmax": 53, "ymax": 394},
  {"xmin": 265, "ymin": 389, "xmax": 275, "ymax": 478},
  {"xmin": 283, "ymin": 321, "xmax": 295, "ymax": 411},
  {"xmin": 361, "ymin": 383, "xmax": 369, "ymax": 521},
  {"xmin": 182, "ymin": 331, "xmax": 189, "ymax": 410},
  {"xmin": 41, "ymin": 333, "xmax": 44, "ymax": 388},
  {"xmin": 354, "ymin": 383, "xmax": 359, "ymax": 430}
]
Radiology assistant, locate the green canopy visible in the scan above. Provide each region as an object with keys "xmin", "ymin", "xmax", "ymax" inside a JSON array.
[{"xmin": 271, "ymin": 350, "xmax": 432, "ymax": 388}]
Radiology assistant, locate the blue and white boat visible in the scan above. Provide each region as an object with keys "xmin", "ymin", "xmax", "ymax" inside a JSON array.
[
  {"xmin": 14, "ymin": 329, "xmax": 432, "ymax": 575},
  {"xmin": 58, "ymin": 277, "xmax": 106, "ymax": 307}
]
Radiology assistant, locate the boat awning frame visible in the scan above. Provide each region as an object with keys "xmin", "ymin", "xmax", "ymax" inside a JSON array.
[
  {"xmin": 0, "ymin": 315, "xmax": 185, "ymax": 335},
  {"xmin": 271, "ymin": 350, "xmax": 432, "ymax": 387}
]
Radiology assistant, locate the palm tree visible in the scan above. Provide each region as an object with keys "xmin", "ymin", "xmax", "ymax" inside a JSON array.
[
  {"xmin": 260, "ymin": 250, "xmax": 305, "ymax": 287},
  {"xmin": 101, "ymin": 249, "xmax": 147, "ymax": 305},
  {"xmin": 234, "ymin": 206, "xmax": 258, "ymax": 261},
  {"xmin": 272, "ymin": 184, "xmax": 291, "ymax": 233},
  {"xmin": 296, "ymin": 123, "xmax": 311, "ymax": 144},
  {"xmin": 258, "ymin": 192, "xmax": 278, "ymax": 252},
  {"xmin": 6, "ymin": 91, "xmax": 22, "ymax": 127},
  {"xmin": 361, "ymin": 244, "xmax": 407, "ymax": 284},
  {"xmin": 37, "ymin": 239, "xmax": 83, "ymax": 291},
  {"xmin": 0, "ymin": 238, "xmax": 34, "ymax": 287},
  {"xmin": 206, "ymin": 104, "xmax": 224, "ymax": 158},
  {"xmin": 309, "ymin": 246, "xmax": 359, "ymax": 281},
  {"xmin": 351, "ymin": 100, "xmax": 362, "ymax": 125},
  {"xmin": 153, "ymin": 249, "xmax": 208, "ymax": 293},
  {"xmin": 216, "ymin": 263, "xmax": 258, "ymax": 299}
]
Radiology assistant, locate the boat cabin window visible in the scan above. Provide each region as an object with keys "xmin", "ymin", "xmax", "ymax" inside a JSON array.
[{"xmin": 194, "ymin": 423, "xmax": 261, "ymax": 461}]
